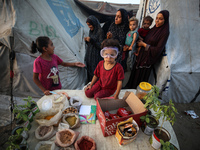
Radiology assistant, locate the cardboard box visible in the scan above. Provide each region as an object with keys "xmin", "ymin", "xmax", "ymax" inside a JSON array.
[{"xmin": 96, "ymin": 91, "xmax": 147, "ymax": 137}]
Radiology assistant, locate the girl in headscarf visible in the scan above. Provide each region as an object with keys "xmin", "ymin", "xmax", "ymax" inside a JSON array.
[
  {"xmin": 107, "ymin": 8, "xmax": 130, "ymax": 69},
  {"xmin": 84, "ymin": 15, "xmax": 104, "ymax": 82},
  {"xmin": 126, "ymin": 10, "xmax": 170, "ymax": 89}
]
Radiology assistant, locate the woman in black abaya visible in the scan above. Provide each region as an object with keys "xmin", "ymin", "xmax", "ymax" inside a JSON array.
[{"xmin": 126, "ymin": 10, "xmax": 170, "ymax": 89}]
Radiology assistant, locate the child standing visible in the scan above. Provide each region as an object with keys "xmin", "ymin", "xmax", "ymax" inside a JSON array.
[
  {"xmin": 84, "ymin": 39, "xmax": 124, "ymax": 100},
  {"xmin": 135, "ymin": 16, "xmax": 153, "ymax": 56},
  {"xmin": 31, "ymin": 36, "xmax": 85, "ymax": 95},
  {"xmin": 123, "ymin": 17, "xmax": 139, "ymax": 71}
]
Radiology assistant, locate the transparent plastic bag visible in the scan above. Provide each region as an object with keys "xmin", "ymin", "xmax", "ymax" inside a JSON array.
[{"xmin": 35, "ymin": 110, "xmax": 62, "ymax": 126}]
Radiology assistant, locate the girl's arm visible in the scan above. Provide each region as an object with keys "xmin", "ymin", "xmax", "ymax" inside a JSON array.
[
  {"xmin": 114, "ymin": 80, "xmax": 123, "ymax": 99},
  {"xmin": 33, "ymin": 73, "xmax": 50, "ymax": 95},
  {"xmin": 85, "ymin": 75, "xmax": 98, "ymax": 90},
  {"xmin": 128, "ymin": 32, "xmax": 138, "ymax": 51},
  {"xmin": 61, "ymin": 62, "xmax": 85, "ymax": 67}
]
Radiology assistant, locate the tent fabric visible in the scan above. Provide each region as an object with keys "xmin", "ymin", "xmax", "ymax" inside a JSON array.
[
  {"xmin": 0, "ymin": 0, "xmax": 138, "ymax": 126},
  {"xmin": 136, "ymin": 0, "xmax": 200, "ymax": 103},
  {"xmin": 75, "ymin": 0, "xmax": 139, "ymax": 22},
  {"xmin": 0, "ymin": 0, "xmax": 140, "ymax": 99},
  {"xmin": 0, "ymin": 0, "xmax": 90, "ymax": 97}
]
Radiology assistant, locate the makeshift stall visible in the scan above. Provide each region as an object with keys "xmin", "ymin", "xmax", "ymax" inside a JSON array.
[{"xmin": 27, "ymin": 90, "xmax": 179, "ymax": 150}]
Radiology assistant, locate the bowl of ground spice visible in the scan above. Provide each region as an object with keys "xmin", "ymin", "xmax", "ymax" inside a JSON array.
[{"xmin": 74, "ymin": 136, "xmax": 96, "ymax": 150}]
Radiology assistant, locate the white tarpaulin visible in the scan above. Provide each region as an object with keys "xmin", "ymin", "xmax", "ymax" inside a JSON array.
[
  {"xmin": 0, "ymin": 0, "xmax": 89, "ymax": 97},
  {"xmin": 136, "ymin": 0, "xmax": 200, "ymax": 103},
  {"xmin": 0, "ymin": 0, "xmax": 139, "ymax": 126}
]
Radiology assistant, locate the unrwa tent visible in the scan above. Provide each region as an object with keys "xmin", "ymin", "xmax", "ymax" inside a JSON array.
[
  {"xmin": 0, "ymin": 0, "xmax": 138, "ymax": 126},
  {"xmin": 0, "ymin": 0, "xmax": 138, "ymax": 98},
  {"xmin": 136, "ymin": 0, "xmax": 200, "ymax": 103}
]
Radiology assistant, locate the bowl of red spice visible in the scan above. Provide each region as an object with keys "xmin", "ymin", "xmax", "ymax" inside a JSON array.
[{"xmin": 74, "ymin": 135, "xmax": 96, "ymax": 150}]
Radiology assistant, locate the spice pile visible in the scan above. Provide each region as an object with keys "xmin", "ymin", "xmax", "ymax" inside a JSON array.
[{"xmin": 60, "ymin": 130, "xmax": 73, "ymax": 144}]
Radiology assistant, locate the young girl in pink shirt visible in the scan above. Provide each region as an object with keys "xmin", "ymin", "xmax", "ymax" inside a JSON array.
[
  {"xmin": 31, "ymin": 36, "xmax": 85, "ymax": 95},
  {"xmin": 84, "ymin": 39, "xmax": 124, "ymax": 100}
]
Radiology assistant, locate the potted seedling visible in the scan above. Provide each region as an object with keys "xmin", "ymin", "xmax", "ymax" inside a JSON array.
[
  {"xmin": 143, "ymin": 85, "xmax": 161, "ymax": 112},
  {"xmin": 12, "ymin": 126, "xmax": 29, "ymax": 140},
  {"xmin": 140, "ymin": 114, "xmax": 159, "ymax": 136},
  {"xmin": 140, "ymin": 85, "xmax": 160, "ymax": 135},
  {"xmin": 6, "ymin": 127, "xmax": 28, "ymax": 150},
  {"xmin": 13, "ymin": 105, "xmax": 31, "ymax": 130},
  {"xmin": 160, "ymin": 139, "xmax": 178, "ymax": 150},
  {"xmin": 149, "ymin": 99, "xmax": 178, "ymax": 150},
  {"xmin": 23, "ymin": 96, "xmax": 39, "ymax": 115}
]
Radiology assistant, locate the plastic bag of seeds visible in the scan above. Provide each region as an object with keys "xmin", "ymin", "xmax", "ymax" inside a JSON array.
[
  {"xmin": 35, "ymin": 141, "xmax": 56, "ymax": 150},
  {"xmin": 35, "ymin": 125, "xmax": 55, "ymax": 140},
  {"xmin": 69, "ymin": 96, "xmax": 82, "ymax": 110},
  {"xmin": 55, "ymin": 129, "xmax": 79, "ymax": 147},
  {"xmin": 62, "ymin": 106, "xmax": 78, "ymax": 115},
  {"xmin": 62, "ymin": 113, "xmax": 81, "ymax": 129}
]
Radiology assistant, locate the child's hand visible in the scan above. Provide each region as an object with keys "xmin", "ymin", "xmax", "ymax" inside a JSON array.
[
  {"xmin": 107, "ymin": 32, "xmax": 112, "ymax": 39},
  {"xmin": 114, "ymin": 94, "xmax": 119, "ymax": 99},
  {"xmin": 137, "ymin": 40, "xmax": 145, "ymax": 47},
  {"xmin": 44, "ymin": 90, "xmax": 51, "ymax": 95},
  {"xmin": 84, "ymin": 37, "xmax": 90, "ymax": 42},
  {"xmin": 128, "ymin": 46, "xmax": 133, "ymax": 51},
  {"xmin": 123, "ymin": 45, "xmax": 129, "ymax": 51},
  {"xmin": 74, "ymin": 62, "xmax": 85, "ymax": 68},
  {"xmin": 84, "ymin": 84, "xmax": 92, "ymax": 91}
]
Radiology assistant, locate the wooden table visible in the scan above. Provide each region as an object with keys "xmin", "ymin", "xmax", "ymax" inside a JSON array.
[{"xmin": 27, "ymin": 90, "xmax": 179, "ymax": 150}]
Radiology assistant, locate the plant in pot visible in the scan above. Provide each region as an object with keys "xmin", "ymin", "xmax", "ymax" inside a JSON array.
[
  {"xmin": 140, "ymin": 114, "xmax": 159, "ymax": 136},
  {"xmin": 12, "ymin": 126, "xmax": 29, "ymax": 140},
  {"xmin": 13, "ymin": 105, "xmax": 32, "ymax": 130},
  {"xmin": 160, "ymin": 139, "xmax": 178, "ymax": 150},
  {"xmin": 6, "ymin": 127, "xmax": 28, "ymax": 150},
  {"xmin": 140, "ymin": 85, "xmax": 160, "ymax": 135},
  {"xmin": 23, "ymin": 96, "xmax": 39, "ymax": 115},
  {"xmin": 149, "ymin": 99, "xmax": 178, "ymax": 150}
]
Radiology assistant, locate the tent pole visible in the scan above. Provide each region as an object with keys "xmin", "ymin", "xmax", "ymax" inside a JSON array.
[
  {"xmin": 143, "ymin": 0, "xmax": 148, "ymax": 18},
  {"xmin": 139, "ymin": 0, "xmax": 148, "ymax": 28},
  {"xmin": 9, "ymin": 36, "xmax": 15, "ymax": 130}
]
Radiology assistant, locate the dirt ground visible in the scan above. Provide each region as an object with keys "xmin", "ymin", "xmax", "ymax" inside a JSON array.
[
  {"xmin": 0, "ymin": 102, "xmax": 200, "ymax": 150},
  {"xmin": 172, "ymin": 102, "xmax": 200, "ymax": 150}
]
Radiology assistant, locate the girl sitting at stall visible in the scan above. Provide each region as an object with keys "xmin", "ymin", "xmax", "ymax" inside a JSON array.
[
  {"xmin": 84, "ymin": 39, "xmax": 124, "ymax": 100},
  {"xmin": 31, "ymin": 36, "xmax": 85, "ymax": 95}
]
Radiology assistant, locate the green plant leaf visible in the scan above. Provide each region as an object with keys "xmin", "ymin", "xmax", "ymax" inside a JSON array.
[
  {"xmin": 22, "ymin": 114, "xmax": 28, "ymax": 121},
  {"xmin": 146, "ymin": 117, "xmax": 150, "ymax": 123}
]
